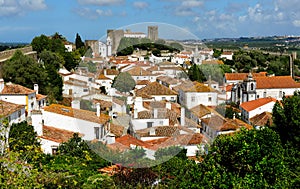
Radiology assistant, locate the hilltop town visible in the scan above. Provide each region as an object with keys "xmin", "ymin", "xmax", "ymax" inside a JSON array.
[{"xmin": 0, "ymin": 26, "xmax": 299, "ymax": 188}]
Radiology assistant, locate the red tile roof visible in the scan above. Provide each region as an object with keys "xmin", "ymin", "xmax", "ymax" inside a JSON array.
[
  {"xmin": 126, "ymin": 66, "xmax": 153, "ymax": 76},
  {"xmin": 225, "ymin": 72, "xmax": 267, "ymax": 81},
  {"xmin": 0, "ymin": 83, "xmax": 35, "ymax": 95},
  {"xmin": 97, "ymin": 74, "xmax": 111, "ymax": 80},
  {"xmin": 41, "ymin": 125, "xmax": 82, "ymax": 143},
  {"xmin": 136, "ymin": 82, "xmax": 177, "ymax": 96},
  {"xmin": 256, "ymin": 76, "xmax": 300, "ymax": 89},
  {"xmin": 44, "ymin": 104, "xmax": 110, "ymax": 124},
  {"xmin": 36, "ymin": 94, "xmax": 47, "ymax": 101},
  {"xmin": 240, "ymin": 97, "xmax": 276, "ymax": 112},
  {"xmin": 115, "ymin": 134, "xmax": 153, "ymax": 149},
  {"xmin": 190, "ymin": 104, "xmax": 212, "ymax": 118},
  {"xmin": 0, "ymin": 100, "xmax": 25, "ymax": 117},
  {"xmin": 250, "ymin": 112, "xmax": 273, "ymax": 126},
  {"xmin": 110, "ymin": 123, "xmax": 124, "ymax": 137}
]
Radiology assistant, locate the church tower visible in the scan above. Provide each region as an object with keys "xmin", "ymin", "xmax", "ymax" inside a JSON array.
[
  {"xmin": 106, "ymin": 36, "xmax": 112, "ymax": 57},
  {"xmin": 242, "ymin": 72, "xmax": 256, "ymax": 102}
]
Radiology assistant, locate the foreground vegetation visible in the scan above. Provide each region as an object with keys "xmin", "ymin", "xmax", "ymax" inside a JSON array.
[{"xmin": 0, "ymin": 93, "xmax": 299, "ymax": 188}]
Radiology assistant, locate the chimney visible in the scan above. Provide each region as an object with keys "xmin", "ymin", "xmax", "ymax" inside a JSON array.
[
  {"xmin": 180, "ymin": 107, "xmax": 185, "ymax": 126},
  {"xmin": 106, "ymin": 133, "xmax": 115, "ymax": 144},
  {"xmin": 153, "ymin": 108, "xmax": 158, "ymax": 118},
  {"xmin": 34, "ymin": 84, "xmax": 39, "ymax": 95},
  {"xmin": 104, "ymin": 68, "xmax": 107, "ymax": 76},
  {"xmin": 149, "ymin": 128, "xmax": 156, "ymax": 136},
  {"xmin": 166, "ymin": 102, "xmax": 171, "ymax": 110},
  {"xmin": 71, "ymin": 99, "xmax": 80, "ymax": 109},
  {"xmin": 31, "ymin": 111, "xmax": 43, "ymax": 136},
  {"xmin": 0, "ymin": 79, "xmax": 4, "ymax": 92},
  {"xmin": 134, "ymin": 108, "xmax": 138, "ymax": 119},
  {"xmin": 96, "ymin": 103, "xmax": 101, "ymax": 117},
  {"xmin": 233, "ymin": 113, "xmax": 236, "ymax": 120}
]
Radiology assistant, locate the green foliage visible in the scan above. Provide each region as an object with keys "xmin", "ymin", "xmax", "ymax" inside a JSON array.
[
  {"xmin": 187, "ymin": 64, "xmax": 206, "ymax": 82},
  {"xmin": 83, "ymin": 174, "xmax": 116, "ymax": 189},
  {"xmin": 31, "ymin": 33, "xmax": 80, "ymax": 71},
  {"xmin": 117, "ymin": 37, "xmax": 180, "ymax": 56},
  {"xmin": 112, "ymin": 72, "xmax": 136, "ymax": 93},
  {"xmin": 230, "ymin": 50, "xmax": 290, "ymax": 75},
  {"xmin": 75, "ymin": 33, "xmax": 85, "ymax": 50},
  {"xmin": 272, "ymin": 91, "xmax": 300, "ymax": 149},
  {"xmin": 2, "ymin": 50, "xmax": 48, "ymax": 94},
  {"xmin": 213, "ymin": 48, "xmax": 223, "ymax": 58},
  {"xmin": 39, "ymin": 50, "xmax": 63, "ymax": 102}
]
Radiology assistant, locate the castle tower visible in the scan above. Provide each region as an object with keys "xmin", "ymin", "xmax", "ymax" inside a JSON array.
[{"xmin": 148, "ymin": 26, "xmax": 158, "ymax": 41}]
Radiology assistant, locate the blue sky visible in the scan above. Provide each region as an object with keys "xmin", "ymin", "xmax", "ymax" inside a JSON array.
[{"xmin": 0, "ymin": 0, "xmax": 300, "ymax": 43}]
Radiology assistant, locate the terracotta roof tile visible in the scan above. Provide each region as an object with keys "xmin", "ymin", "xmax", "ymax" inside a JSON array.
[
  {"xmin": 190, "ymin": 104, "xmax": 212, "ymax": 118},
  {"xmin": 256, "ymin": 76, "xmax": 300, "ymax": 89},
  {"xmin": 0, "ymin": 83, "xmax": 35, "ymax": 95},
  {"xmin": 225, "ymin": 72, "xmax": 267, "ymax": 81},
  {"xmin": 126, "ymin": 66, "xmax": 153, "ymax": 76},
  {"xmin": 136, "ymin": 82, "xmax": 177, "ymax": 96},
  {"xmin": 93, "ymin": 99, "xmax": 113, "ymax": 109},
  {"xmin": 202, "ymin": 60, "xmax": 224, "ymax": 64},
  {"xmin": 240, "ymin": 97, "xmax": 276, "ymax": 112},
  {"xmin": 156, "ymin": 76, "xmax": 180, "ymax": 85},
  {"xmin": 41, "ymin": 125, "xmax": 82, "ymax": 143},
  {"xmin": 115, "ymin": 134, "xmax": 153, "ymax": 149},
  {"xmin": 201, "ymin": 115, "xmax": 251, "ymax": 131},
  {"xmin": 110, "ymin": 123, "xmax": 124, "ymax": 137},
  {"xmin": 36, "ymin": 94, "xmax": 47, "ymax": 101},
  {"xmin": 0, "ymin": 100, "xmax": 24, "ymax": 117},
  {"xmin": 44, "ymin": 104, "xmax": 110, "ymax": 124},
  {"xmin": 97, "ymin": 74, "xmax": 111, "ymax": 80},
  {"xmin": 250, "ymin": 112, "xmax": 273, "ymax": 126},
  {"xmin": 112, "ymin": 97, "xmax": 125, "ymax": 106},
  {"xmin": 136, "ymin": 80, "xmax": 150, "ymax": 85},
  {"xmin": 177, "ymin": 81, "xmax": 216, "ymax": 92}
]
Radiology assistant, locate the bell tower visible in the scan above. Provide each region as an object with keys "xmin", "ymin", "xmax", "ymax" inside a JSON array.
[{"xmin": 242, "ymin": 72, "xmax": 256, "ymax": 102}]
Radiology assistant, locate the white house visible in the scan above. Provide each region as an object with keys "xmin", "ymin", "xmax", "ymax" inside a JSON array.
[
  {"xmin": 174, "ymin": 81, "xmax": 218, "ymax": 109},
  {"xmin": 0, "ymin": 100, "xmax": 26, "ymax": 125},
  {"xmin": 135, "ymin": 82, "xmax": 178, "ymax": 102},
  {"xmin": 0, "ymin": 80, "xmax": 46, "ymax": 115},
  {"xmin": 31, "ymin": 103, "xmax": 112, "ymax": 155},
  {"xmin": 201, "ymin": 115, "xmax": 252, "ymax": 142},
  {"xmin": 239, "ymin": 97, "xmax": 277, "ymax": 123},
  {"xmin": 220, "ymin": 51, "xmax": 233, "ymax": 60},
  {"xmin": 126, "ymin": 66, "xmax": 157, "ymax": 82}
]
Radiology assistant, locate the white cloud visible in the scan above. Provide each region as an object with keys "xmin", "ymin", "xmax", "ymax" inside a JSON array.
[
  {"xmin": 74, "ymin": 7, "xmax": 113, "ymax": 19},
  {"xmin": 96, "ymin": 9, "xmax": 113, "ymax": 16},
  {"xmin": 133, "ymin": 1, "xmax": 149, "ymax": 9},
  {"xmin": 19, "ymin": 0, "xmax": 47, "ymax": 10},
  {"xmin": 181, "ymin": 0, "xmax": 203, "ymax": 8},
  {"xmin": 292, "ymin": 20, "xmax": 300, "ymax": 27},
  {"xmin": 0, "ymin": 0, "xmax": 46, "ymax": 17},
  {"xmin": 77, "ymin": 0, "xmax": 124, "ymax": 6},
  {"xmin": 175, "ymin": 7, "xmax": 194, "ymax": 16}
]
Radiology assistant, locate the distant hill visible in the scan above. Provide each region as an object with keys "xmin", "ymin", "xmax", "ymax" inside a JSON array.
[{"xmin": 0, "ymin": 42, "xmax": 29, "ymax": 52}]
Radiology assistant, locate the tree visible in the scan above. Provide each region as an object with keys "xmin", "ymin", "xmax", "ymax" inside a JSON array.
[
  {"xmin": 187, "ymin": 64, "xmax": 206, "ymax": 82},
  {"xmin": 31, "ymin": 34, "xmax": 50, "ymax": 54},
  {"xmin": 39, "ymin": 50, "xmax": 64, "ymax": 102},
  {"xmin": 272, "ymin": 91, "xmax": 300, "ymax": 149},
  {"xmin": 2, "ymin": 50, "xmax": 47, "ymax": 94},
  {"xmin": 8, "ymin": 121, "xmax": 40, "ymax": 152},
  {"xmin": 112, "ymin": 72, "xmax": 136, "ymax": 93},
  {"xmin": 75, "ymin": 33, "xmax": 84, "ymax": 49}
]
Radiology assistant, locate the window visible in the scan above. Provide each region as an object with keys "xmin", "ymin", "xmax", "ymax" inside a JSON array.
[
  {"xmin": 208, "ymin": 97, "xmax": 212, "ymax": 102},
  {"xmin": 263, "ymin": 92, "xmax": 267, "ymax": 98},
  {"xmin": 162, "ymin": 97, "xmax": 166, "ymax": 100},
  {"xmin": 83, "ymin": 88, "xmax": 88, "ymax": 92},
  {"xmin": 191, "ymin": 96, "xmax": 195, "ymax": 102},
  {"xmin": 171, "ymin": 97, "xmax": 175, "ymax": 100},
  {"xmin": 159, "ymin": 121, "xmax": 164, "ymax": 125},
  {"xmin": 147, "ymin": 122, "xmax": 153, "ymax": 128},
  {"xmin": 279, "ymin": 91, "xmax": 283, "ymax": 98},
  {"xmin": 18, "ymin": 111, "xmax": 21, "ymax": 117},
  {"xmin": 257, "ymin": 95, "xmax": 259, "ymax": 98},
  {"xmin": 251, "ymin": 83, "xmax": 254, "ymax": 90},
  {"xmin": 51, "ymin": 146, "xmax": 58, "ymax": 155},
  {"xmin": 94, "ymin": 127, "xmax": 100, "ymax": 139}
]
